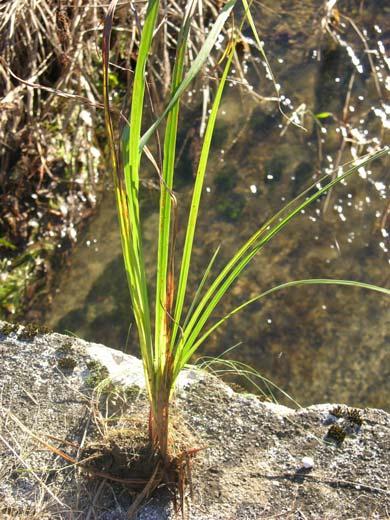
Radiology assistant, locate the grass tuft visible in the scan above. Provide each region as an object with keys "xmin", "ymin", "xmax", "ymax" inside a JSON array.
[{"xmin": 102, "ymin": 0, "xmax": 389, "ymax": 509}]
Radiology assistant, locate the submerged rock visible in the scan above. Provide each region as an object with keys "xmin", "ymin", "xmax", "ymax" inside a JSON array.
[{"xmin": 0, "ymin": 322, "xmax": 389, "ymax": 519}]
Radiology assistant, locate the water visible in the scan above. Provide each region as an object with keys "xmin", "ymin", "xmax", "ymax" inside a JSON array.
[{"xmin": 42, "ymin": 0, "xmax": 389, "ymax": 409}]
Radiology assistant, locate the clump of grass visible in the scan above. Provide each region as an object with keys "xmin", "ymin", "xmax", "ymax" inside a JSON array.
[{"xmin": 102, "ymin": 0, "xmax": 389, "ymax": 509}]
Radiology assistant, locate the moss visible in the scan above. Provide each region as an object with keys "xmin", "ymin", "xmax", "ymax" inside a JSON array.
[
  {"xmin": 86, "ymin": 360, "xmax": 110, "ymax": 388},
  {"xmin": 228, "ymin": 382, "xmax": 248, "ymax": 394},
  {"xmin": 18, "ymin": 322, "xmax": 51, "ymax": 340},
  {"xmin": 57, "ymin": 340, "xmax": 77, "ymax": 372},
  {"xmin": 0, "ymin": 322, "xmax": 19, "ymax": 336},
  {"xmin": 345, "ymin": 408, "xmax": 363, "ymax": 427},
  {"xmin": 123, "ymin": 385, "xmax": 142, "ymax": 401},
  {"xmin": 329, "ymin": 405, "xmax": 344, "ymax": 418},
  {"xmin": 329, "ymin": 406, "xmax": 363, "ymax": 427},
  {"xmin": 326, "ymin": 423, "xmax": 346, "ymax": 445},
  {"xmin": 58, "ymin": 356, "xmax": 77, "ymax": 371},
  {"xmin": 56, "ymin": 341, "xmax": 75, "ymax": 355}
]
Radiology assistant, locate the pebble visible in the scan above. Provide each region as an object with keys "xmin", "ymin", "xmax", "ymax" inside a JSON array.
[{"xmin": 301, "ymin": 456, "xmax": 315, "ymax": 469}]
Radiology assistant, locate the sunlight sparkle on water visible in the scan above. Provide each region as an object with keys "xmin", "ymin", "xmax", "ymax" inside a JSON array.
[
  {"xmin": 372, "ymin": 105, "xmax": 390, "ymax": 129},
  {"xmin": 373, "ymin": 181, "xmax": 386, "ymax": 193}
]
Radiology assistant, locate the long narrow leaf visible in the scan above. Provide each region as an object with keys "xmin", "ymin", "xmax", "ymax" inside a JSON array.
[
  {"xmin": 103, "ymin": 0, "xmax": 154, "ymax": 382},
  {"xmin": 171, "ymin": 46, "xmax": 237, "ymax": 353},
  {"xmin": 119, "ymin": 0, "xmax": 161, "ymax": 393},
  {"xmin": 139, "ymin": 0, "xmax": 237, "ymax": 150},
  {"xmin": 174, "ymin": 147, "xmax": 389, "ymax": 376},
  {"xmin": 182, "ymin": 245, "xmax": 221, "ymax": 330},
  {"xmin": 189, "ymin": 278, "xmax": 390, "ymax": 358},
  {"xmin": 199, "ymin": 357, "xmax": 302, "ymax": 407},
  {"xmin": 154, "ymin": 0, "xmax": 197, "ymax": 372}
]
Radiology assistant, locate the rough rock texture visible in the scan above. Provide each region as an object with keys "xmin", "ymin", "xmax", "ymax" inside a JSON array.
[{"xmin": 0, "ymin": 323, "xmax": 389, "ymax": 519}]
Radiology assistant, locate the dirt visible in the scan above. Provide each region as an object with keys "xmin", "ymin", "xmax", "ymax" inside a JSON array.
[{"xmin": 0, "ymin": 323, "xmax": 389, "ymax": 519}]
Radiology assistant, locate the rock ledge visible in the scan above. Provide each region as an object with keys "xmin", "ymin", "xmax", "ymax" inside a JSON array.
[{"xmin": 0, "ymin": 324, "xmax": 389, "ymax": 519}]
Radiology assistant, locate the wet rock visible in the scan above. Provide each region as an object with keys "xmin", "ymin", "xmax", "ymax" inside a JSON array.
[{"xmin": 0, "ymin": 323, "xmax": 389, "ymax": 519}]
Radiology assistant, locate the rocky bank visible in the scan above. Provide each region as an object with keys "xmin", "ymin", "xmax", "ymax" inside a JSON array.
[{"xmin": 0, "ymin": 322, "xmax": 389, "ymax": 519}]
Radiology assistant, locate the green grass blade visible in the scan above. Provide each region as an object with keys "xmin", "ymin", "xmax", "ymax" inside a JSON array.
[
  {"xmin": 190, "ymin": 278, "xmax": 390, "ymax": 355},
  {"xmin": 199, "ymin": 357, "xmax": 302, "ymax": 407},
  {"xmin": 118, "ymin": 0, "xmax": 160, "ymax": 392},
  {"xmin": 176, "ymin": 168, "xmax": 338, "ymax": 340},
  {"xmin": 171, "ymin": 47, "xmax": 236, "ymax": 352},
  {"xmin": 182, "ymin": 245, "xmax": 221, "ymax": 330},
  {"xmin": 241, "ymin": 0, "xmax": 277, "ymax": 92},
  {"xmin": 174, "ymin": 147, "xmax": 388, "ymax": 376},
  {"xmin": 139, "ymin": 0, "xmax": 237, "ymax": 151},
  {"xmin": 154, "ymin": 0, "xmax": 197, "ymax": 368},
  {"xmin": 103, "ymin": 1, "xmax": 143, "ymax": 362}
]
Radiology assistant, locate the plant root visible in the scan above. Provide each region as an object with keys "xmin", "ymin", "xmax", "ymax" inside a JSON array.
[
  {"xmin": 126, "ymin": 445, "xmax": 203, "ymax": 519},
  {"xmin": 127, "ymin": 464, "xmax": 163, "ymax": 519}
]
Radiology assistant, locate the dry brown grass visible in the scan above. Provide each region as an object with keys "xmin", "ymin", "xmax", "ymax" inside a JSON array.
[{"xmin": 0, "ymin": 0, "xmax": 243, "ymax": 321}]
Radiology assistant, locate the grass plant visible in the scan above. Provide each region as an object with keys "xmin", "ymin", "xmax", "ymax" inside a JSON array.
[{"xmin": 102, "ymin": 0, "xmax": 389, "ymax": 502}]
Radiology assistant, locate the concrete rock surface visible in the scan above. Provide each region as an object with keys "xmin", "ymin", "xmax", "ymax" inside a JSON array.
[{"xmin": 0, "ymin": 323, "xmax": 389, "ymax": 519}]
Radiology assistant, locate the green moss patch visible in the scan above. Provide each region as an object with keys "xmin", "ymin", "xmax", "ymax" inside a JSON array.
[
  {"xmin": 0, "ymin": 322, "xmax": 19, "ymax": 336},
  {"xmin": 58, "ymin": 356, "xmax": 77, "ymax": 371},
  {"xmin": 18, "ymin": 322, "xmax": 51, "ymax": 341},
  {"xmin": 56, "ymin": 341, "xmax": 75, "ymax": 355},
  {"xmin": 1, "ymin": 321, "xmax": 51, "ymax": 340},
  {"xmin": 86, "ymin": 360, "xmax": 110, "ymax": 388}
]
